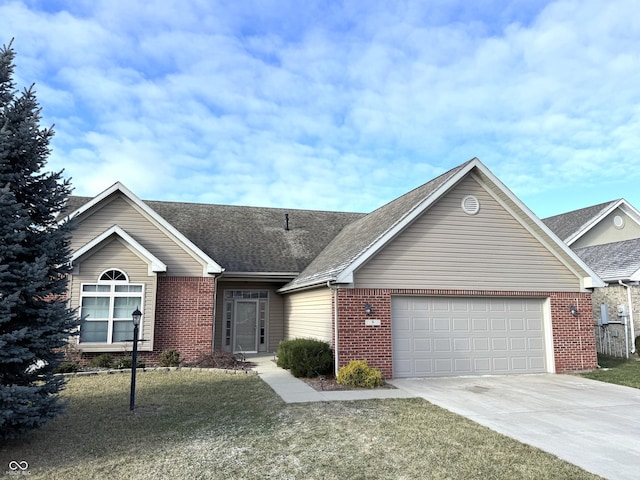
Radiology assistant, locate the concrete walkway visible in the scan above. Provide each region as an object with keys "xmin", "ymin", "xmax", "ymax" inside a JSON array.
[
  {"xmin": 391, "ymin": 374, "xmax": 640, "ymax": 480},
  {"xmin": 251, "ymin": 355, "xmax": 415, "ymax": 403}
]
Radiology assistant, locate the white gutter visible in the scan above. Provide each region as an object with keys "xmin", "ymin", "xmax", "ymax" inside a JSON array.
[
  {"xmin": 327, "ymin": 280, "xmax": 340, "ymax": 376},
  {"xmin": 619, "ymin": 280, "xmax": 636, "ymax": 355}
]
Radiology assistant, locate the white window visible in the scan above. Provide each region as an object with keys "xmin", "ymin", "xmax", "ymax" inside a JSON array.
[{"xmin": 79, "ymin": 269, "xmax": 144, "ymax": 344}]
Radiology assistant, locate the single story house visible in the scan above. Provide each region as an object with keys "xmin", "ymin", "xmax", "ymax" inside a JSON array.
[
  {"xmin": 63, "ymin": 158, "xmax": 603, "ymax": 378},
  {"xmin": 543, "ymin": 199, "xmax": 640, "ymax": 358}
]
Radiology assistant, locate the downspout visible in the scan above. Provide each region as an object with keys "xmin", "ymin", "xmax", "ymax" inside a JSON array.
[
  {"xmin": 327, "ymin": 280, "xmax": 339, "ymax": 376},
  {"xmin": 211, "ymin": 272, "xmax": 223, "ymax": 353},
  {"xmin": 618, "ymin": 280, "xmax": 636, "ymax": 355}
]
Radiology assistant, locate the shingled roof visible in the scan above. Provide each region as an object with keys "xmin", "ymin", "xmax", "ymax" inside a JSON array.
[
  {"xmin": 574, "ymin": 238, "xmax": 640, "ymax": 281},
  {"xmin": 542, "ymin": 200, "xmax": 620, "ymax": 243},
  {"xmin": 280, "ymin": 160, "xmax": 473, "ymax": 290},
  {"xmin": 64, "ymin": 196, "xmax": 365, "ymax": 274}
]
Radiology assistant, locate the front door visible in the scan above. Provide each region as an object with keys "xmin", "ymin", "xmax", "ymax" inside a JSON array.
[{"xmin": 233, "ymin": 300, "xmax": 258, "ymax": 353}]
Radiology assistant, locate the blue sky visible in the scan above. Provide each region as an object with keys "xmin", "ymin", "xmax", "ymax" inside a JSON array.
[{"xmin": 3, "ymin": 0, "xmax": 639, "ymax": 218}]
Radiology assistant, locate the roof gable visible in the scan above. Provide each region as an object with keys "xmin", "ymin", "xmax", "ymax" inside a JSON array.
[
  {"xmin": 63, "ymin": 182, "xmax": 223, "ymax": 275},
  {"xmin": 281, "ymin": 158, "xmax": 604, "ymax": 292},
  {"xmin": 543, "ymin": 199, "xmax": 640, "ymax": 246}
]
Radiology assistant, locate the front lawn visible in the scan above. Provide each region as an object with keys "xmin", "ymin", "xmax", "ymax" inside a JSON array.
[
  {"xmin": 1, "ymin": 370, "xmax": 599, "ymax": 479},
  {"xmin": 581, "ymin": 355, "xmax": 640, "ymax": 389}
]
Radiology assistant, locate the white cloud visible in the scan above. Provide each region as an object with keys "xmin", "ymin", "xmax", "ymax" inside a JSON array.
[{"xmin": 3, "ymin": 0, "xmax": 640, "ymax": 217}]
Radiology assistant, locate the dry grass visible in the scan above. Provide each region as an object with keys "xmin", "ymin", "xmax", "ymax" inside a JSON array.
[
  {"xmin": 581, "ymin": 354, "xmax": 640, "ymax": 389},
  {"xmin": 1, "ymin": 370, "xmax": 600, "ymax": 479}
]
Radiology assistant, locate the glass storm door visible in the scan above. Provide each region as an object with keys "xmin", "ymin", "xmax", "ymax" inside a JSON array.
[{"xmin": 233, "ymin": 300, "xmax": 258, "ymax": 353}]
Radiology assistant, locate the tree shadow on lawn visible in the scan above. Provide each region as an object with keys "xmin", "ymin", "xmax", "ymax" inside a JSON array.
[{"xmin": 0, "ymin": 370, "xmax": 282, "ymax": 473}]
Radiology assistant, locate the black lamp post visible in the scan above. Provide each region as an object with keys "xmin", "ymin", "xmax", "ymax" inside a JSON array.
[{"xmin": 129, "ymin": 307, "xmax": 142, "ymax": 411}]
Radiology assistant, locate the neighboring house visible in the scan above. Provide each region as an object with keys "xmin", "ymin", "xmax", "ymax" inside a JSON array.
[
  {"xmin": 543, "ymin": 199, "xmax": 640, "ymax": 358},
  {"xmin": 62, "ymin": 158, "xmax": 603, "ymax": 378}
]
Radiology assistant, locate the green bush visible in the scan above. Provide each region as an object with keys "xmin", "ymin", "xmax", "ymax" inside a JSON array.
[
  {"xmin": 337, "ymin": 360, "xmax": 383, "ymax": 388},
  {"xmin": 54, "ymin": 361, "xmax": 80, "ymax": 374},
  {"xmin": 88, "ymin": 354, "xmax": 114, "ymax": 368},
  {"xmin": 160, "ymin": 349, "xmax": 181, "ymax": 367},
  {"xmin": 277, "ymin": 338, "xmax": 333, "ymax": 378}
]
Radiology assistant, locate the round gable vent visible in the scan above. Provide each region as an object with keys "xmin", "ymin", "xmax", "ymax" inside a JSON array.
[
  {"xmin": 613, "ymin": 215, "xmax": 625, "ymax": 229},
  {"xmin": 461, "ymin": 195, "xmax": 480, "ymax": 215}
]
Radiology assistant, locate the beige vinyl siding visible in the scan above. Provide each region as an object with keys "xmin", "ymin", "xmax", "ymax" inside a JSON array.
[
  {"xmin": 284, "ymin": 287, "xmax": 333, "ymax": 343},
  {"xmin": 72, "ymin": 237, "xmax": 156, "ymax": 352},
  {"xmin": 572, "ymin": 208, "xmax": 640, "ymax": 248},
  {"xmin": 214, "ymin": 281, "xmax": 286, "ymax": 352},
  {"xmin": 355, "ymin": 176, "xmax": 580, "ymax": 292},
  {"xmin": 71, "ymin": 194, "xmax": 205, "ymax": 276}
]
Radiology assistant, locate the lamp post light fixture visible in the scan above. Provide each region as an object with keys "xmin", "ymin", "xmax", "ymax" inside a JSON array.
[{"xmin": 129, "ymin": 307, "xmax": 142, "ymax": 411}]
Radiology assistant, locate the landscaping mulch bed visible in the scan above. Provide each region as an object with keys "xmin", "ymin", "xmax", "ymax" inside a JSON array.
[{"xmin": 300, "ymin": 373, "xmax": 396, "ymax": 391}]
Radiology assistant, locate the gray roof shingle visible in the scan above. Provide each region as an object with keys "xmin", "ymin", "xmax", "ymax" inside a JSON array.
[
  {"xmin": 64, "ymin": 196, "xmax": 365, "ymax": 274},
  {"xmin": 574, "ymin": 238, "xmax": 640, "ymax": 281},
  {"xmin": 281, "ymin": 160, "xmax": 473, "ymax": 290},
  {"xmin": 542, "ymin": 200, "xmax": 619, "ymax": 242}
]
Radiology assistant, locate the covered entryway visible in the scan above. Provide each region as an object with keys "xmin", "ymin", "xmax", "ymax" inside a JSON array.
[
  {"xmin": 222, "ymin": 290, "xmax": 269, "ymax": 354},
  {"xmin": 392, "ymin": 296, "xmax": 550, "ymax": 377}
]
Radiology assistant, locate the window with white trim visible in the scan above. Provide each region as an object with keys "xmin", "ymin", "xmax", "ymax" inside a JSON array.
[{"xmin": 79, "ymin": 269, "xmax": 144, "ymax": 343}]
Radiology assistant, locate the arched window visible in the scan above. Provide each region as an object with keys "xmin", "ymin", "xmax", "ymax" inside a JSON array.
[
  {"xmin": 79, "ymin": 269, "xmax": 144, "ymax": 344},
  {"xmin": 100, "ymin": 269, "xmax": 128, "ymax": 281}
]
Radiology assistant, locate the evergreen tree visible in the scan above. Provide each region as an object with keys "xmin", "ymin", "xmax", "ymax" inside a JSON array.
[{"xmin": 0, "ymin": 40, "xmax": 77, "ymax": 440}]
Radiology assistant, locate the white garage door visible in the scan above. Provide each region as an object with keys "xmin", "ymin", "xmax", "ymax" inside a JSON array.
[{"xmin": 392, "ymin": 297, "xmax": 548, "ymax": 378}]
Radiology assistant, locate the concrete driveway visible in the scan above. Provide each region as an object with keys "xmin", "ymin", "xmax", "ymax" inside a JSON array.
[{"xmin": 390, "ymin": 374, "xmax": 640, "ymax": 480}]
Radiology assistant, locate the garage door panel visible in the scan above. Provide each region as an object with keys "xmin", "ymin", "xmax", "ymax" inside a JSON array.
[
  {"xmin": 453, "ymin": 338, "xmax": 470, "ymax": 351},
  {"xmin": 414, "ymin": 338, "xmax": 431, "ymax": 352},
  {"xmin": 491, "ymin": 338, "xmax": 508, "ymax": 351},
  {"xmin": 473, "ymin": 358, "xmax": 491, "ymax": 372},
  {"xmin": 491, "ymin": 318, "xmax": 507, "ymax": 330},
  {"xmin": 453, "ymin": 318, "xmax": 469, "ymax": 331},
  {"xmin": 528, "ymin": 338, "xmax": 544, "ymax": 349},
  {"xmin": 434, "ymin": 359, "xmax": 453, "ymax": 374},
  {"xmin": 392, "ymin": 297, "xmax": 548, "ymax": 378},
  {"xmin": 415, "ymin": 360, "xmax": 433, "ymax": 375},
  {"xmin": 509, "ymin": 318, "xmax": 525, "ymax": 330},
  {"xmin": 472, "ymin": 318, "xmax": 489, "ymax": 331},
  {"xmin": 454, "ymin": 358, "xmax": 472, "ymax": 372},
  {"xmin": 473, "ymin": 338, "xmax": 490, "ymax": 351},
  {"xmin": 510, "ymin": 337, "xmax": 527, "ymax": 350},
  {"xmin": 433, "ymin": 318, "xmax": 451, "ymax": 331},
  {"xmin": 413, "ymin": 316, "xmax": 430, "ymax": 331},
  {"xmin": 433, "ymin": 338, "xmax": 452, "ymax": 352},
  {"xmin": 527, "ymin": 318, "xmax": 543, "ymax": 330}
]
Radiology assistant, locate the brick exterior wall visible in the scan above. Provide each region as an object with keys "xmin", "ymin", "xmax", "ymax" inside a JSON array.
[
  {"xmin": 590, "ymin": 284, "xmax": 640, "ymax": 358},
  {"xmin": 150, "ymin": 276, "xmax": 216, "ymax": 364},
  {"xmin": 334, "ymin": 289, "xmax": 597, "ymax": 379}
]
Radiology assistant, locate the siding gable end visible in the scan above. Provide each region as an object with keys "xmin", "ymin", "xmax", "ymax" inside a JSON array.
[
  {"xmin": 70, "ymin": 191, "xmax": 216, "ymax": 277},
  {"xmin": 354, "ymin": 176, "xmax": 585, "ymax": 292}
]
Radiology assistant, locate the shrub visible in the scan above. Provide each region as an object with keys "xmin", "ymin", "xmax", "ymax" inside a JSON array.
[
  {"xmin": 189, "ymin": 351, "xmax": 243, "ymax": 369},
  {"xmin": 113, "ymin": 357, "xmax": 146, "ymax": 369},
  {"xmin": 277, "ymin": 338, "xmax": 333, "ymax": 378},
  {"xmin": 54, "ymin": 362, "xmax": 80, "ymax": 374},
  {"xmin": 337, "ymin": 360, "xmax": 383, "ymax": 388},
  {"xmin": 88, "ymin": 354, "xmax": 114, "ymax": 368},
  {"xmin": 160, "ymin": 349, "xmax": 181, "ymax": 367}
]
